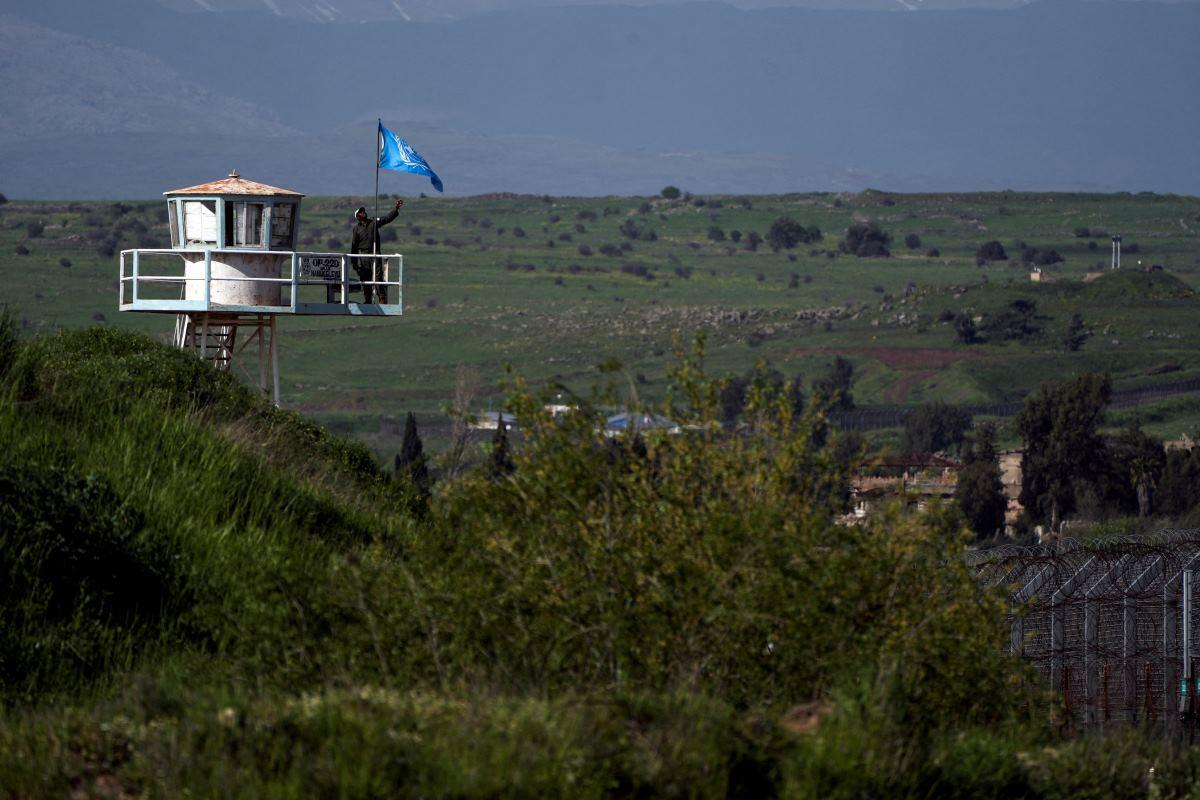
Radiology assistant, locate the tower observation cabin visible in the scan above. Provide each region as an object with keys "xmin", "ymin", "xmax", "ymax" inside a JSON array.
[{"xmin": 118, "ymin": 171, "xmax": 403, "ymax": 403}]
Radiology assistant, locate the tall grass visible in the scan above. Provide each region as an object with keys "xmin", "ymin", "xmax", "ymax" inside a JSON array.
[{"xmin": 2, "ymin": 325, "xmax": 1198, "ymax": 797}]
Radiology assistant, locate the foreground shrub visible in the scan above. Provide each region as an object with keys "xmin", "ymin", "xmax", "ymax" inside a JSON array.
[{"xmin": 411, "ymin": 343, "xmax": 1030, "ymax": 728}]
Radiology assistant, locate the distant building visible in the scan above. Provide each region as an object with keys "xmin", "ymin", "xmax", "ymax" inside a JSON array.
[
  {"xmin": 997, "ymin": 450, "xmax": 1023, "ymax": 500},
  {"xmin": 604, "ymin": 412, "xmax": 680, "ymax": 437},
  {"xmin": 849, "ymin": 454, "xmax": 961, "ymax": 519},
  {"xmin": 997, "ymin": 449, "xmax": 1025, "ymax": 532},
  {"xmin": 469, "ymin": 411, "xmax": 518, "ymax": 431},
  {"xmin": 1165, "ymin": 434, "xmax": 1196, "ymax": 453}
]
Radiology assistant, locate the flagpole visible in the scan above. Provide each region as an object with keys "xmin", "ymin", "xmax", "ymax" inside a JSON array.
[
  {"xmin": 374, "ymin": 119, "xmax": 381, "ymax": 223},
  {"xmin": 373, "ymin": 120, "xmax": 381, "ymax": 302}
]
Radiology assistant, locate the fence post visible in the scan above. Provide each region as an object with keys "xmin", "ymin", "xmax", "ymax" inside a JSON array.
[
  {"xmin": 1166, "ymin": 587, "xmax": 1180, "ymax": 725},
  {"xmin": 1145, "ymin": 662, "xmax": 1155, "ymax": 726},
  {"xmin": 1085, "ymin": 596, "xmax": 1098, "ymax": 725},
  {"xmin": 1187, "ymin": 572, "xmax": 1196, "ymax": 741},
  {"xmin": 1125, "ymin": 593, "xmax": 1137, "ymax": 723},
  {"xmin": 1102, "ymin": 665, "xmax": 1111, "ymax": 725}
]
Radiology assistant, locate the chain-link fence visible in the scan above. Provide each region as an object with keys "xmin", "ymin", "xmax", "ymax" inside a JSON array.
[{"xmin": 970, "ymin": 531, "xmax": 1200, "ymax": 730}]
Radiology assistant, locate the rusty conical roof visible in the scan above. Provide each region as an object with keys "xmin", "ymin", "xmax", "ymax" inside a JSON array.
[{"xmin": 164, "ymin": 170, "xmax": 304, "ymax": 197}]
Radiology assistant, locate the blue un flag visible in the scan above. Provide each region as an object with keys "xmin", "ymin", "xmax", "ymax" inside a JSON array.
[{"xmin": 378, "ymin": 122, "xmax": 443, "ymax": 193}]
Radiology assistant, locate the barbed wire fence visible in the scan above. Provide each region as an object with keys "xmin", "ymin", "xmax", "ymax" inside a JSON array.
[{"xmin": 970, "ymin": 531, "xmax": 1200, "ymax": 733}]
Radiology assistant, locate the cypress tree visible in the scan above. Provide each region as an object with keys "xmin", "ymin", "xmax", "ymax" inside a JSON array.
[
  {"xmin": 956, "ymin": 423, "xmax": 1006, "ymax": 539},
  {"xmin": 487, "ymin": 419, "xmax": 515, "ymax": 480},
  {"xmin": 394, "ymin": 411, "xmax": 431, "ymax": 511}
]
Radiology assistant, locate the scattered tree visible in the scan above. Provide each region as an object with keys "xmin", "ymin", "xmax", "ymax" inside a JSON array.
[
  {"xmin": 976, "ymin": 240, "xmax": 1007, "ymax": 262},
  {"xmin": 25, "ymin": 221, "xmax": 44, "ymax": 239},
  {"xmin": 707, "ymin": 225, "xmax": 726, "ymax": 242},
  {"xmin": 904, "ymin": 233, "xmax": 922, "ymax": 250},
  {"xmin": 487, "ymin": 419, "xmax": 515, "ymax": 480},
  {"xmin": 1016, "ymin": 373, "xmax": 1111, "ymax": 528},
  {"xmin": 982, "ymin": 299, "xmax": 1039, "ymax": 341},
  {"xmin": 719, "ymin": 365, "xmax": 804, "ymax": 424},
  {"xmin": 955, "ymin": 423, "xmax": 1006, "ymax": 539},
  {"xmin": 954, "ymin": 313, "xmax": 978, "ymax": 344},
  {"xmin": 767, "ymin": 218, "xmax": 820, "ymax": 252},
  {"xmin": 1063, "ymin": 313, "xmax": 1089, "ymax": 352},
  {"xmin": 813, "ymin": 357, "xmax": 855, "ymax": 411},
  {"xmin": 902, "ymin": 402, "xmax": 972, "ymax": 455},
  {"xmin": 660, "ymin": 186, "xmax": 681, "ymax": 199},
  {"xmin": 618, "ymin": 219, "xmax": 656, "ymax": 241},
  {"xmin": 1157, "ymin": 447, "xmax": 1200, "ymax": 518},
  {"xmin": 744, "ymin": 231, "xmax": 763, "ymax": 252},
  {"xmin": 839, "ymin": 223, "xmax": 891, "ymax": 258},
  {"xmin": 1124, "ymin": 429, "xmax": 1166, "ymax": 518},
  {"xmin": 1020, "ymin": 246, "xmax": 1063, "ymax": 266},
  {"xmin": 394, "ymin": 411, "xmax": 431, "ymax": 516}
]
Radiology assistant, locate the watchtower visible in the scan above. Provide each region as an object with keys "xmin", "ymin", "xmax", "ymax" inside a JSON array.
[{"xmin": 118, "ymin": 171, "xmax": 403, "ymax": 404}]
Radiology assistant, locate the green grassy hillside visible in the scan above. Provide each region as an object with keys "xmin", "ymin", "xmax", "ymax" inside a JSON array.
[
  {"xmin": 2, "ymin": 190, "xmax": 1199, "ymax": 458},
  {"xmin": 5, "ymin": 321, "xmax": 1200, "ymax": 795}
]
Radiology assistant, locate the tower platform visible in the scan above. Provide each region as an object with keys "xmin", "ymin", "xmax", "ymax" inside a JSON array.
[
  {"xmin": 119, "ymin": 248, "xmax": 404, "ymax": 316},
  {"xmin": 117, "ymin": 172, "xmax": 408, "ymax": 405}
]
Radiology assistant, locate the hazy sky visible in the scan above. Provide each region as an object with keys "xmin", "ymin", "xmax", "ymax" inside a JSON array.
[{"xmin": 3, "ymin": 0, "xmax": 1198, "ymax": 196}]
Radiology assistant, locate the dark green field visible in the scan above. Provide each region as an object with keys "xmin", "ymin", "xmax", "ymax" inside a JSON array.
[{"xmin": 4, "ymin": 189, "xmax": 1199, "ymax": 454}]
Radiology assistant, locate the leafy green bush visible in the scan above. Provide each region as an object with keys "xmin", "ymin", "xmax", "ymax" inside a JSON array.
[
  {"xmin": 767, "ymin": 217, "xmax": 820, "ymax": 251},
  {"xmin": 839, "ymin": 223, "xmax": 891, "ymax": 258},
  {"xmin": 404, "ymin": 344, "xmax": 1027, "ymax": 731},
  {"xmin": 976, "ymin": 240, "xmax": 1008, "ymax": 261}
]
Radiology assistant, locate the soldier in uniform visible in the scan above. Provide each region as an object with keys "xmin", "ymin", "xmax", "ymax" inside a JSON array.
[{"xmin": 350, "ymin": 197, "xmax": 404, "ymax": 303}]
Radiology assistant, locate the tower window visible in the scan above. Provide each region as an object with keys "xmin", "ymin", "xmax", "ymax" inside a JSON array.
[
  {"xmin": 183, "ymin": 200, "xmax": 217, "ymax": 245},
  {"xmin": 168, "ymin": 201, "xmax": 180, "ymax": 247},
  {"xmin": 225, "ymin": 202, "xmax": 265, "ymax": 247},
  {"xmin": 270, "ymin": 204, "xmax": 295, "ymax": 249}
]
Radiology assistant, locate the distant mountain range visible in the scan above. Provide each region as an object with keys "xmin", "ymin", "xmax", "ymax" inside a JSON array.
[
  {"xmin": 1, "ymin": 0, "xmax": 1197, "ymax": 198},
  {"xmin": 149, "ymin": 0, "xmax": 1035, "ymax": 24},
  {"xmin": 148, "ymin": 0, "xmax": 1194, "ymax": 23}
]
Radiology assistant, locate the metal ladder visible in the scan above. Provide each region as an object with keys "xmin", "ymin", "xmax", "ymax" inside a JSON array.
[{"xmin": 174, "ymin": 314, "xmax": 236, "ymax": 370}]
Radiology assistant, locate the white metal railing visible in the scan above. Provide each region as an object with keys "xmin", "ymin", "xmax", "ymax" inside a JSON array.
[{"xmin": 118, "ymin": 249, "xmax": 404, "ymax": 313}]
